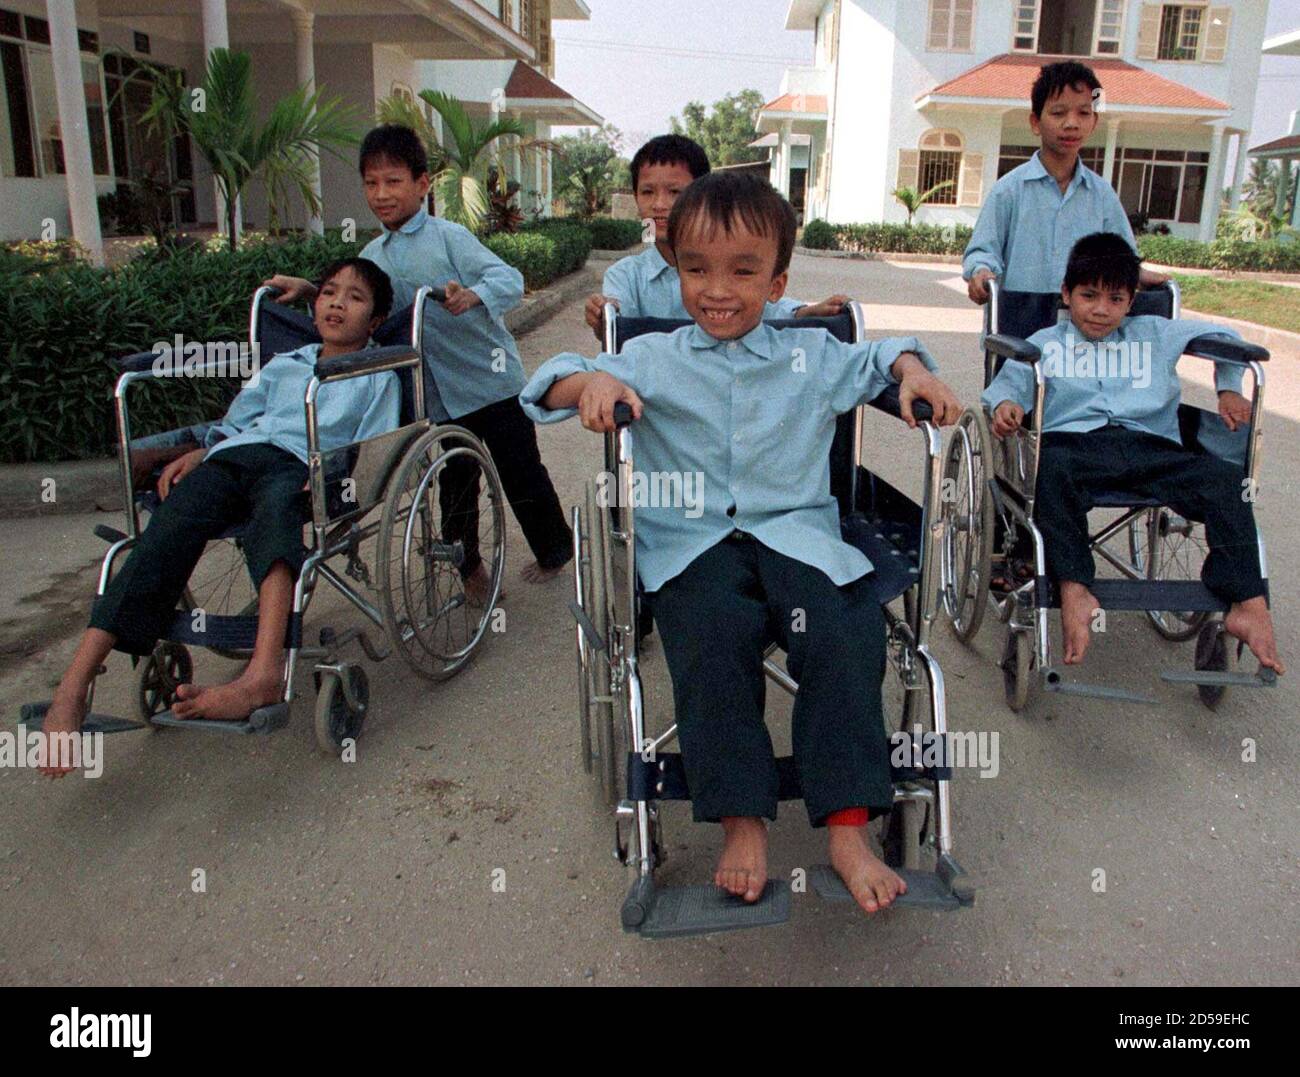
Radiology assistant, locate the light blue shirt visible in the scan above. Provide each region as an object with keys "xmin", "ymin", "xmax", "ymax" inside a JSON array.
[
  {"xmin": 520, "ymin": 322, "xmax": 937, "ymax": 591},
  {"xmin": 361, "ymin": 207, "xmax": 526, "ymax": 421},
  {"xmin": 603, "ymin": 244, "xmax": 806, "ymax": 321},
  {"xmin": 204, "ymin": 343, "xmax": 401, "ymax": 464},
  {"xmin": 963, "ymin": 152, "xmax": 1136, "ymax": 293},
  {"xmin": 981, "ymin": 316, "xmax": 1246, "ymax": 444}
]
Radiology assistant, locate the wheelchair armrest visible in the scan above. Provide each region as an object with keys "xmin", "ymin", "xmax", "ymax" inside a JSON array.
[
  {"xmin": 116, "ymin": 350, "xmax": 162, "ymax": 374},
  {"xmin": 314, "ymin": 344, "xmax": 418, "ymax": 381},
  {"xmin": 1183, "ymin": 333, "xmax": 1269, "ymax": 366},
  {"xmin": 868, "ymin": 383, "xmax": 934, "ymax": 424},
  {"xmin": 984, "ymin": 333, "xmax": 1041, "ymax": 364}
]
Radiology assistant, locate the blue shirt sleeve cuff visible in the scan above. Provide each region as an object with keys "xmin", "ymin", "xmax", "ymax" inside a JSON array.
[{"xmin": 519, "ymin": 353, "xmax": 595, "ymax": 423}]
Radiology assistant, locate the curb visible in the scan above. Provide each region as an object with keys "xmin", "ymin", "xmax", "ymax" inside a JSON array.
[
  {"xmin": 0, "ymin": 261, "xmax": 606, "ymax": 520},
  {"xmin": 1181, "ymin": 307, "xmax": 1300, "ymax": 362},
  {"xmin": 795, "ymin": 245, "xmax": 963, "ymax": 265},
  {"xmin": 1147, "ymin": 262, "xmax": 1300, "ymax": 285}
]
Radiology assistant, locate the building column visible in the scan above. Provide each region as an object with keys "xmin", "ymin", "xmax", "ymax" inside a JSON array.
[
  {"xmin": 776, "ymin": 120, "xmax": 793, "ymax": 197},
  {"xmin": 1227, "ymin": 131, "xmax": 1248, "ymax": 210},
  {"xmin": 45, "ymin": 0, "xmax": 103, "ymax": 265},
  {"xmin": 201, "ymin": 0, "xmax": 240, "ymax": 240},
  {"xmin": 291, "ymin": 10, "xmax": 323, "ymax": 235},
  {"xmin": 1198, "ymin": 124, "xmax": 1228, "ymax": 243},
  {"xmin": 1274, "ymin": 154, "xmax": 1292, "ymax": 218},
  {"xmin": 1102, "ymin": 118, "xmax": 1121, "ymax": 186}
]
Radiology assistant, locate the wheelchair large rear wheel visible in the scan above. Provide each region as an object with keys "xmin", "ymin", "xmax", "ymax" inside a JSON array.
[
  {"xmin": 1128, "ymin": 507, "xmax": 1211, "ymax": 642},
  {"xmin": 377, "ymin": 426, "xmax": 505, "ymax": 682},
  {"xmin": 576, "ymin": 483, "xmax": 615, "ymax": 792},
  {"xmin": 941, "ymin": 407, "xmax": 996, "ymax": 644}
]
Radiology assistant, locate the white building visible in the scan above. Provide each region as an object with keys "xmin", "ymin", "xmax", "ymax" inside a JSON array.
[
  {"xmin": 760, "ymin": 1, "xmax": 1269, "ymax": 240},
  {"xmin": 426, "ymin": 1, "xmax": 601, "ymax": 218},
  {"xmin": 1246, "ymin": 26, "xmax": 1300, "ymax": 225},
  {"xmin": 0, "ymin": 0, "xmax": 596, "ymax": 261}
]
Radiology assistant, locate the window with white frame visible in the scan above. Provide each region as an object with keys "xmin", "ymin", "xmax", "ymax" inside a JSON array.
[
  {"xmin": 1095, "ymin": 0, "xmax": 1125, "ymax": 54},
  {"xmin": 0, "ymin": 8, "xmax": 109, "ymax": 178},
  {"xmin": 928, "ymin": 0, "xmax": 975, "ymax": 52},
  {"xmin": 1011, "ymin": 1, "xmax": 1127, "ymax": 56},
  {"xmin": 1116, "ymin": 147, "xmax": 1210, "ymax": 222},
  {"xmin": 1012, "ymin": 0, "xmax": 1039, "ymax": 51},
  {"xmin": 918, "ymin": 130, "xmax": 962, "ymax": 205},
  {"xmin": 1157, "ymin": 4, "xmax": 1204, "ymax": 60}
]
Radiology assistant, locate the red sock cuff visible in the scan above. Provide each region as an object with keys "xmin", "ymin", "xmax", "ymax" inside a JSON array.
[{"xmin": 826, "ymin": 807, "xmax": 870, "ymax": 827}]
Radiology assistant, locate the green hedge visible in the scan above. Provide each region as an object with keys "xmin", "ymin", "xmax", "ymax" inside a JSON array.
[
  {"xmin": 800, "ymin": 219, "xmax": 973, "ymax": 255},
  {"xmin": 490, "ymin": 220, "xmax": 593, "ymax": 290},
  {"xmin": 1, "ymin": 233, "xmax": 361, "ymax": 464},
  {"xmin": 577, "ymin": 217, "xmax": 644, "ymax": 250},
  {"xmin": 1137, "ymin": 234, "xmax": 1300, "ymax": 272}
]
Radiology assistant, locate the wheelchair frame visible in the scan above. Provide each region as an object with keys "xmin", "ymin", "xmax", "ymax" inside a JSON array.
[
  {"xmin": 24, "ymin": 284, "xmax": 506, "ymax": 753},
  {"xmin": 569, "ymin": 303, "xmax": 974, "ymax": 938},
  {"xmin": 942, "ymin": 279, "xmax": 1274, "ymax": 710}
]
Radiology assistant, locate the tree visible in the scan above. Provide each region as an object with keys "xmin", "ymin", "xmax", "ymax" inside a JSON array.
[
  {"xmin": 138, "ymin": 48, "xmax": 359, "ymax": 249},
  {"xmin": 893, "ymin": 181, "xmax": 955, "ymax": 225},
  {"xmin": 669, "ymin": 90, "xmax": 766, "ymax": 167},
  {"xmin": 552, "ymin": 125, "xmax": 628, "ymax": 215}
]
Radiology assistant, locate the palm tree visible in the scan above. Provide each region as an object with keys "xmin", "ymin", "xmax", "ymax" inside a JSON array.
[
  {"xmin": 892, "ymin": 180, "xmax": 956, "ymax": 226},
  {"xmin": 416, "ymin": 90, "xmax": 553, "ymax": 231},
  {"xmin": 139, "ymin": 48, "xmax": 359, "ymax": 250}
]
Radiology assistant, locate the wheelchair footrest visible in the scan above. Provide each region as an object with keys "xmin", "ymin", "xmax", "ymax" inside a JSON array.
[
  {"xmin": 1042, "ymin": 667, "xmax": 1157, "ymax": 705},
  {"xmin": 1160, "ymin": 667, "xmax": 1277, "ymax": 688},
  {"xmin": 148, "ymin": 702, "xmax": 290, "ymax": 735},
  {"xmin": 19, "ymin": 701, "xmax": 146, "ymax": 735},
  {"xmin": 622, "ymin": 877, "xmax": 791, "ymax": 939},
  {"xmin": 809, "ymin": 862, "xmax": 974, "ymax": 911}
]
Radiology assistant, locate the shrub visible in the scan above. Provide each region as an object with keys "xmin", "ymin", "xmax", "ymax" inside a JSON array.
[
  {"xmin": 1, "ymin": 232, "xmax": 361, "ymax": 464},
  {"xmin": 1137, "ymin": 235, "xmax": 1300, "ymax": 272},
  {"xmin": 797, "ymin": 219, "xmax": 972, "ymax": 255},
  {"xmin": 580, "ymin": 217, "xmax": 643, "ymax": 250},
  {"xmin": 490, "ymin": 221, "xmax": 593, "ymax": 289}
]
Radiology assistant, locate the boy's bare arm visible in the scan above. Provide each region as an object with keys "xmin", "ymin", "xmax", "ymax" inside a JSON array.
[
  {"xmin": 262, "ymin": 274, "xmax": 317, "ymax": 305},
  {"xmin": 890, "ymin": 352, "xmax": 962, "ymax": 428}
]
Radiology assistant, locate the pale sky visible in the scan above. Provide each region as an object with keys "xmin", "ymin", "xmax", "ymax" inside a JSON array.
[{"xmin": 553, "ymin": 0, "xmax": 1300, "ymax": 164}]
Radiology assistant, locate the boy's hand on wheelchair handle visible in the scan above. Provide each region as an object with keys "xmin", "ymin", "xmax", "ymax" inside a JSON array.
[
  {"xmin": 967, "ymin": 268, "xmax": 995, "ymax": 305},
  {"xmin": 795, "ymin": 295, "xmax": 850, "ymax": 318},
  {"xmin": 578, "ymin": 372, "xmax": 643, "ymax": 433},
  {"xmin": 442, "ymin": 281, "xmax": 482, "ymax": 316},
  {"xmin": 262, "ymin": 274, "xmax": 315, "ymax": 305},
  {"xmin": 893, "ymin": 355, "xmax": 962, "ymax": 428},
  {"xmin": 157, "ymin": 448, "xmax": 206, "ymax": 500},
  {"xmin": 585, "ymin": 293, "xmax": 619, "ymax": 335},
  {"xmin": 991, "ymin": 400, "xmax": 1025, "ymax": 438},
  {"xmin": 1217, "ymin": 389, "xmax": 1251, "ymax": 432}
]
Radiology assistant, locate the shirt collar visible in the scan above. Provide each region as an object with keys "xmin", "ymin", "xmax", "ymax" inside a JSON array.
[
  {"xmin": 686, "ymin": 320, "xmax": 775, "ymax": 359},
  {"xmin": 644, "ymin": 243, "xmax": 675, "ymax": 280},
  {"xmin": 1027, "ymin": 150, "xmax": 1091, "ymax": 192},
  {"xmin": 383, "ymin": 206, "xmax": 429, "ymax": 239}
]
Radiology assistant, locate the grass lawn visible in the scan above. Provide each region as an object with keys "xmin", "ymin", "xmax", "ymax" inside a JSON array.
[{"xmin": 1172, "ymin": 274, "xmax": 1300, "ymax": 335}]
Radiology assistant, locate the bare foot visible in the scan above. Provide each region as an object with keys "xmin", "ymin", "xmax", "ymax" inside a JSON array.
[
  {"xmin": 827, "ymin": 825, "xmax": 907, "ymax": 915},
  {"xmin": 463, "ymin": 563, "xmax": 502, "ymax": 606},
  {"xmin": 521, "ymin": 558, "xmax": 570, "ymax": 584},
  {"xmin": 171, "ymin": 671, "xmax": 281, "ymax": 720},
  {"xmin": 1224, "ymin": 597, "xmax": 1285, "ymax": 675},
  {"xmin": 715, "ymin": 816, "xmax": 768, "ymax": 903},
  {"xmin": 38, "ymin": 688, "xmax": 86, "ymax": 779},
  {"xmin": 1059, "ymin": 580, "xmax": 1100, "ymax": 665}
]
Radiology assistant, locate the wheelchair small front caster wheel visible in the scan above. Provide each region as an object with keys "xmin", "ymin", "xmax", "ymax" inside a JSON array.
[
  {"xmin": 137, "ymin": 642, "xmax": 193, "ymax": 724},
  {"xmin": 1194, "ymin": 621, "xmax": 1229, "ymax": 710},
  {"xmin": 314, "ymin": 665, "xmax": 369, "ymax": 754},
  {"xmin": 1002, "ymin": 629, "xmax": 1033, "ymax": 712}
]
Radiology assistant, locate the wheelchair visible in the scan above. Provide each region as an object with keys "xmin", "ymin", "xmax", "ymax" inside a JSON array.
[
  {"xmin": 940, "ymin": 279, "xmax": 1275, "ymax": 710},
  {"xmin": 568, "ymin": 303, "xmax": 975, "ymax": 939},
  {"xmin": 21, "ymin": 284, "xmax": 505, "ymax": 754}
]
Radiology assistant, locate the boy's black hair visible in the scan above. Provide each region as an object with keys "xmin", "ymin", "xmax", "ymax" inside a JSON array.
[
  {"xmin": 316, "ymin": 257, "xmax": 394, "ymax": 322},
  {"xmin": 358, "ymin": 124, "xmax": 429, "ymax": 179},
  {"xmin": 1063, "ymin": 233, "xmax": 1141, "ymax": 295},
  {"xmin": 668, "ymin": 171, "xmax": 797, "ymax": 276},
  {"xmin": 629, "ymin": 134, "xmax": 710, "ymax": 190},
  {"xmin": 1031, "ymin": 60, "xmax": 1102, "ymax": 118}
]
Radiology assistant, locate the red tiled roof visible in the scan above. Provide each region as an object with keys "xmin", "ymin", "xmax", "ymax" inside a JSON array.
[
  {"xmin": 1250, "ymin": 133, "xmax": 1300, "ymax": 155},
  {"xmin": 921, "ymin": 54, "xmax": 1229, "ymax": 112},
  {"xmin": 761, "ymin": 93, "xmax": 828, "ymax": 114},
  {"xmin": 504, "ymin": 61, "xmax": 573, "ymax": 100}
]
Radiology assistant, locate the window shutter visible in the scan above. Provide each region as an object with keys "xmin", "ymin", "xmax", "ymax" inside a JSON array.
[
  {"xmin": 897, "ymin": 148, "xmax": 920, "ymax": 192},
  {"xmin": 959, "ymin": 152, "xmax": 984, "ymax": 206},
  {"xmin": 928, "ymin": 0, "xmax": 951, "ymax": 50},
  {"xmin": 954, "ymin": 0, "xmax": 975, "ymax": 50},
  {"xmin": 1203, "ymin": 7, "xmax": 1232, "ymax": 63},
  {"xmin": 1136, "ymin": 3, "xmax": 1160, "ymax": 59}
]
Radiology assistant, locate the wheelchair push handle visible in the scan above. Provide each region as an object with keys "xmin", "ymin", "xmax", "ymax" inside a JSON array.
[{"xmin": 613, "ymin": 402, "xmax": 635, "ymax": 428}]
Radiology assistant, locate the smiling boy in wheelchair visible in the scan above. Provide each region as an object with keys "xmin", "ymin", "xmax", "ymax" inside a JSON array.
[
  {"xmin": 522, "ymin": 172, "xmax": 961, "ymax": 915},
  {"xmin": 982, "ymin": 233, "xmax": 1283, "ymax": 677},
  {"xmin": 36, "ymin": 258, "xmax": 400, "ymax": 776}
]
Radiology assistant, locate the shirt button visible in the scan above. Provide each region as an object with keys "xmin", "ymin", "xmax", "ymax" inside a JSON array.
[
  {"xmin": 732, "ymin": 432, "xmax": 740, "ymax": 441},
  {"xmin": 728, "ymin": 342, "xmax": 737, "ymax": 352}
]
